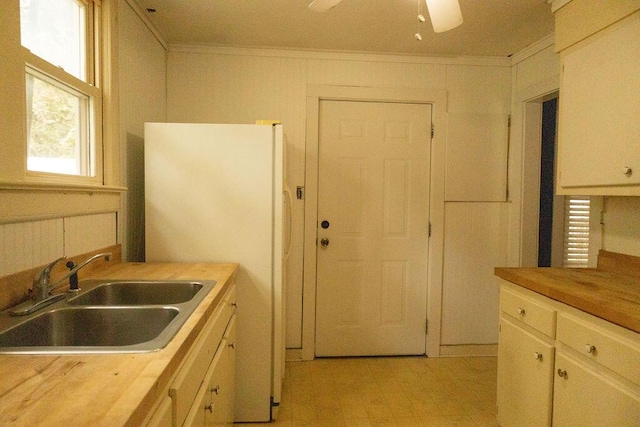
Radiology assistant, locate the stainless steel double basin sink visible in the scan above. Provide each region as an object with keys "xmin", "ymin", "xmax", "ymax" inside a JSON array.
[{"xmin": 0, "ymin": 279, "xmax": 216, "ymax": 354}]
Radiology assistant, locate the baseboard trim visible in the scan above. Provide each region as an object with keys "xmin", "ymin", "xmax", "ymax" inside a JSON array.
[
  {"xmin": 285, "ymin": 348, "xmax": 303, "ymax": 361},
  {"xmin": 438, "ymin": 344, "xmax": 498, "ymax": 357}
]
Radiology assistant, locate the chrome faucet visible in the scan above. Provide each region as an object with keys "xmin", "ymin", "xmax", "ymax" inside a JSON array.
[
  {"xmin": 32, "ymin": 256, "xmax": 67, "ymax": 300},
  {"xmin": 11, "ymin": 252, "xmax": 112, "ymax": 316},
  {"xmin": 34, "ymin": 252, "xmax": 112, "ymax": 299}
]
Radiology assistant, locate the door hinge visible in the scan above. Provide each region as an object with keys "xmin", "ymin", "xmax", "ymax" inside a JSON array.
[
  {"xmin": 296, "ymin": 186, "xmax": 304, "ymax": 200},
  {"xmin": 428, "ymin": 222, "xmax": 432, "ymax": 237},
  {"xmin": 430, "ymin": 123, "xmax": 434, "ymax": 139},
  {"xmin": 425, "ymin": 319, "xmax": 429, "ymax": 334},
  {"xmin": 507, "ymin": 114, "xmax": 512, "ymax": 128}
]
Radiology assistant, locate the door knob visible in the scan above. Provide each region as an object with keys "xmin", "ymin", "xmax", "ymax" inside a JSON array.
[{"xmin": 320, "ymin": 238, "xmax": 329, "ymax": 247}]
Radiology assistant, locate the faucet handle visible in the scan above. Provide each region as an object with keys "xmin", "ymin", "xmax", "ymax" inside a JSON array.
[{"xmin": 66, "ymin": 261, "xmax": 79, "ymax": 291}]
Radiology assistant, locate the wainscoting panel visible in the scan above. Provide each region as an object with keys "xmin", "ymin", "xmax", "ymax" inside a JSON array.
[{"xmin": 0, "ymin": 219, "xmax": 64, "ymax": 277}]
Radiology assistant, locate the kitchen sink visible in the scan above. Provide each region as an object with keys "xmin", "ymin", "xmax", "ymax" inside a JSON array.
[
  {"xmin": 67, "ymin": 280, "xmax": 206, "ymax": 306},
  {"xmin": 0, "ymin": 279, "xmax": 217, "ymax": 354},
  {"xmin": 0, "ymin": 307, "xmax": 178, "ymax": 349}
]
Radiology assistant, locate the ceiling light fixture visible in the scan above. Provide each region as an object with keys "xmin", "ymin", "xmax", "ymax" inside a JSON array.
[{"xmin": 424, "ymin": 0, "xmax": 463, "ymax": 33}]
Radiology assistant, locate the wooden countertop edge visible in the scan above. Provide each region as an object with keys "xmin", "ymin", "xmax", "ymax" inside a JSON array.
[{"xmin": 494, "ymin": 267, "xmax": 640, "ymax": 334}]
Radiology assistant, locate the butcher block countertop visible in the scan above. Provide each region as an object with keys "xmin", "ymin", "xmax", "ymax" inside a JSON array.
[
  {"xmin": 0, "ymin": 260, "xmax": 239, "ymax": 426},
  {"xmin": 495, "ymin": 250, "xmax": 640, "ymax": 334}
]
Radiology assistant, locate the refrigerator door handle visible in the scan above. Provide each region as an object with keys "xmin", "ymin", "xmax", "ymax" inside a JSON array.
[{"xmin": 283, "ymin": 186, "xmax": 293, "ymax": 258}]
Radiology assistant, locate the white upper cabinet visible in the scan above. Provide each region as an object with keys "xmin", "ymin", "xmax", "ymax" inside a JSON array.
[{"xmin": 555, "ymin": 2, "xmax": 640, "ymax": 195}]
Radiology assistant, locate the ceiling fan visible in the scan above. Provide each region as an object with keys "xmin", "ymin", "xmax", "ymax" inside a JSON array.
[{"xmin": 308, "ymin": 0, "xmax": 463, "ymax": 33}]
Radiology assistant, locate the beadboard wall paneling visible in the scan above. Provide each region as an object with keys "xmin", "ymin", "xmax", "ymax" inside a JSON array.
[
  {"xmin": 0, "ymin": 219, "xmax": 64, "ymax": 277},
  {"xmin": 306, "ymin": 58, "xmax": 447, "ymax": 89},
  {"xmin": 64, "ymin": 213, "xmax": 118, "ymax": 257},
  {"xmin": 119, "ymin": 0, "xmax": 167, "ymax": 262},
  {"xmin": 0, "ymin": 213, "xmax": 117, "ymax": 278}
]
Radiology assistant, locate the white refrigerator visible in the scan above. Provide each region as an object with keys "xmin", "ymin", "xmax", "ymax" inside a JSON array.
[{"xmin": 144, "ymin": 122, "xmax": 286, "ymax": 422}]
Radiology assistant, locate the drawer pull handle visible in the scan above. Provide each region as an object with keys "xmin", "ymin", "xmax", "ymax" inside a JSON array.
[
  {"xmin": 517, "ymin": 308, "xmax": 525, "ymax": 316},
  {"xmin": 211, "ymin": 385, "xmax": 220, "ymax": 395},
  {"xmin": 205, "ymin": 404, "xmax": 214, "ymax": 413},
  {"xmin": 585, "ymin": 344, "xmax": 596, "ymax": 354},
  {"xmin": 534, "ymin": 352, "xmax": 543, "ymax": 361},
  {"xmin": 557, "ymin": 369, "xmax": 568, "ymax": 378}
]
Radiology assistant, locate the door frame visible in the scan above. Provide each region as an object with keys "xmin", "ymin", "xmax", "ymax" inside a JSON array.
[{"xmin": 302, "ymin": 85, "xmax": 447, "ymax": 360}]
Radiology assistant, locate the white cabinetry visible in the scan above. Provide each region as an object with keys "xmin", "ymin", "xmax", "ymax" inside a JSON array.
[
  {"xmin": 186, "ymin": 315, "xmax": 236, "ymax": 426},
  {"xmin": 497, "ymin": 287, "xmax": 556, "ymax": 426},
  {"xmin": 497, "ymin": 279, "xmax": 640, "ymax": 426},
  {"xmin": 147, "ymin": 282, "xmax": 237, "ymax": 426},
  {"xmin": 555, "ymin": 6, "xmax": 640, "ymax": 195},
  {"xmin": 553, "ymin": 353, "xmax": 640, "ymax": 426},
  {"xmin": 553, "ymin": 312, "xmax": 640, "ymax": 426}
]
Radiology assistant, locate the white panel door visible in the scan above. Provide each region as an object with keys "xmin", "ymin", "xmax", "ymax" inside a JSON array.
[{"xmin": 315, "ymin": 100, "xmax": 431, "ymax": 356}]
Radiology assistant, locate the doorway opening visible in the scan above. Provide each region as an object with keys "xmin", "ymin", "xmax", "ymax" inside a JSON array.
[
  {"xmin": 538, "ymin": 98, "xmax": 560, "ymax": 267},
  {"xmin": 522, "ymin": 94, "xmax": 602, "ymax": 269}
]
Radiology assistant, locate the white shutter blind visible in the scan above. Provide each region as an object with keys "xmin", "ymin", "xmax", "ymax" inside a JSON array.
[{"xmin": 563, "ymin": 196, "xmax": 590, "ymax": 268}]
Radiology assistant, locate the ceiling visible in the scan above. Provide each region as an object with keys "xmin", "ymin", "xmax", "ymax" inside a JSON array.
[{"xmin": 137, "ymin": 0, "xmax": 555, "ymax": 57}]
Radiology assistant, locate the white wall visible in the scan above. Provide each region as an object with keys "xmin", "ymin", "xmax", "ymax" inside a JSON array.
[
  {"xmin": 119, "ymin": 0, "xmax": 167, "ymax": 262},
  {"xmin": 603, "ymin": 197, "xmax": 640, "ymax": 256},
  {"xmin": 166, "ymin": 47, "xmax": 512, "ymax": 353}
]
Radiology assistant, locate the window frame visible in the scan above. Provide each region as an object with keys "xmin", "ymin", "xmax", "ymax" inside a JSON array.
[{"xmin": 22, "ymin": 0, "xmax": 104, "ymax": 186}]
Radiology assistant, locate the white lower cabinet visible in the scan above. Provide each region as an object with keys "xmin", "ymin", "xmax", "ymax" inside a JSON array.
[
  {"xmin": 146, "ymin": 282, "xmax": 237, "ymax": 426},
  {"xmin": 497, "ymin": 279, "xmax": 640, "ymax": 426},
  {"xmin": 497, "ymin": 317, "xmax": 554, "ymax": 426},
  {"xmin": 186, "ymin": 315, "xmax": 236, "ymax": 426},
  {"xmin": 553, "ymin": 353, "xmax": 640, "ymax": 426}
]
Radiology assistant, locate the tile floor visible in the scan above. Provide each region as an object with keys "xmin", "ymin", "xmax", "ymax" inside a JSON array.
[{"xmin": 254, "ymin": 356, "xmax": 498, "ymax": 426}]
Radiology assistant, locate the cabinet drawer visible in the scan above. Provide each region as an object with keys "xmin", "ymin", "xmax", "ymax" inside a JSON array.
[
  {"xmin": 170, "ymin": 283, "xmax": 236, "ymax": 425},
  {"xmin": 500, "ymin": 287, "xmax": 556, "ymax": 338},
  {"xmin": 557, "ymin": 313, "xmax": 640, "ymax": 386}
]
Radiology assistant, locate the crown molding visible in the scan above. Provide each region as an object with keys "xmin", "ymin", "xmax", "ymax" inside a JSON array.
[
  {"xmin": 548, "ymin": 0, "xmax": 573, "ymax": 13},
  {"xmin": 510, "ymin": 33, "xmax": 555, "ymax": 66}
]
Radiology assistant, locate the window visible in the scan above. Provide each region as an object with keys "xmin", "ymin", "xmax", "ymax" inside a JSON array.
[
  {"xmin": 563, "ymin": 196, "xmax": 591, "ymax": 268},
  {"xmin": 20, "ymin": 0, "xmax": 101, "ymax": 178}
]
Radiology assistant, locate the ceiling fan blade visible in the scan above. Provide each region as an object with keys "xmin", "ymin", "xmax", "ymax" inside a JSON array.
[
  {"xmin": 308, "ymin": 0, "xmax": 343, "ymax": 12},
  {"xmin": 425, "ymin": 0, "xmax": 463, "ymax": 33}
]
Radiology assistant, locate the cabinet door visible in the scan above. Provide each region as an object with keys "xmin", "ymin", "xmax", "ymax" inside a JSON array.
[
  {"xmin": 497, "ymin": 317, "xmax": 554, "ymax": 427},
  {"xmin": 553, "ymin": 353, "xmax": 640, "ymax": 427},
  {"xmin": 558, "ymin": 13, "xmax": 640, "ymax": 191},
  {"xmin": 206, "ymin": 314, "xmax": 237, "ymax": 426},
  {"xmin": 147, "ymin": 396, "xmax": 172, "ymax": 427}
]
